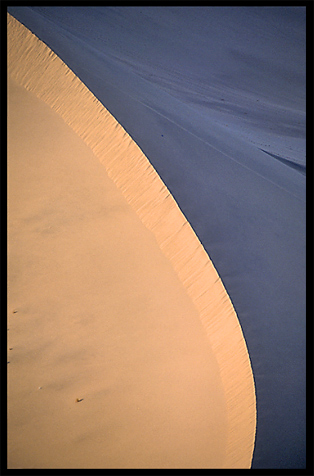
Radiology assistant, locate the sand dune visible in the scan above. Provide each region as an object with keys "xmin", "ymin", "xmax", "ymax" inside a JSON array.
[
  {"xmin": 7, "ymin": 7, "xmax": 306, "ymax": 469},
  {"xmin": 7, "ymin": 13, "xmax": 255, "ymax": 468}
]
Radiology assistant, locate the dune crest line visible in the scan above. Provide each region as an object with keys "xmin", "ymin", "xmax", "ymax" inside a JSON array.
[{"xmin": 8, "ymin": 13, "xmax": 256, "ymax": 468}]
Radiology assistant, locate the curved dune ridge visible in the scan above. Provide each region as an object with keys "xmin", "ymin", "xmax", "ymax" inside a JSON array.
[{"xmin": 7, "ymin": 13, "xmax": 256, "ymax": 468}]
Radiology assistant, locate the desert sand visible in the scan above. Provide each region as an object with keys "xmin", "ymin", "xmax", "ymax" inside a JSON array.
[{"xmin": 7, "ymin": 13, "xmax": 256, "ymax": 469}]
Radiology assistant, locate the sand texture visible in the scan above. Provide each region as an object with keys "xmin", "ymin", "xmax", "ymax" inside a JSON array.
[{"xmin": 7, "ymin": 13, "xmax": 256, "ymax": 468}]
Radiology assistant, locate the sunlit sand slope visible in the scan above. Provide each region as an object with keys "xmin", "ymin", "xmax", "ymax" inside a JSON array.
[
  {"xmin": 8, "ymin": 76, "xmax": 228, "ymax": 469},
  {"xmin": 8, "ymin": 13, "xmax": 256, "ymax": 468}
]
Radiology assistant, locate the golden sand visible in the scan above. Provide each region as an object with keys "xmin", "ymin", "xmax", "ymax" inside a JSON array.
[{"xmin": 7, "ymin": 13, "xmax": 256, "ymax": 468}]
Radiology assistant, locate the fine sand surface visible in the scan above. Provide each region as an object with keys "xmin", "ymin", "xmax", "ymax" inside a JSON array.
[
  {"xmin": 7, "ymin": 77, "xmax": 227, "ymax": 469},
  {"xmin": 7, "ymin": 13, "xmax": 256, "ymax": 469},
  {"xmin": 7, "ymin": 7, "xmax": 306, "ymax": 469}
]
